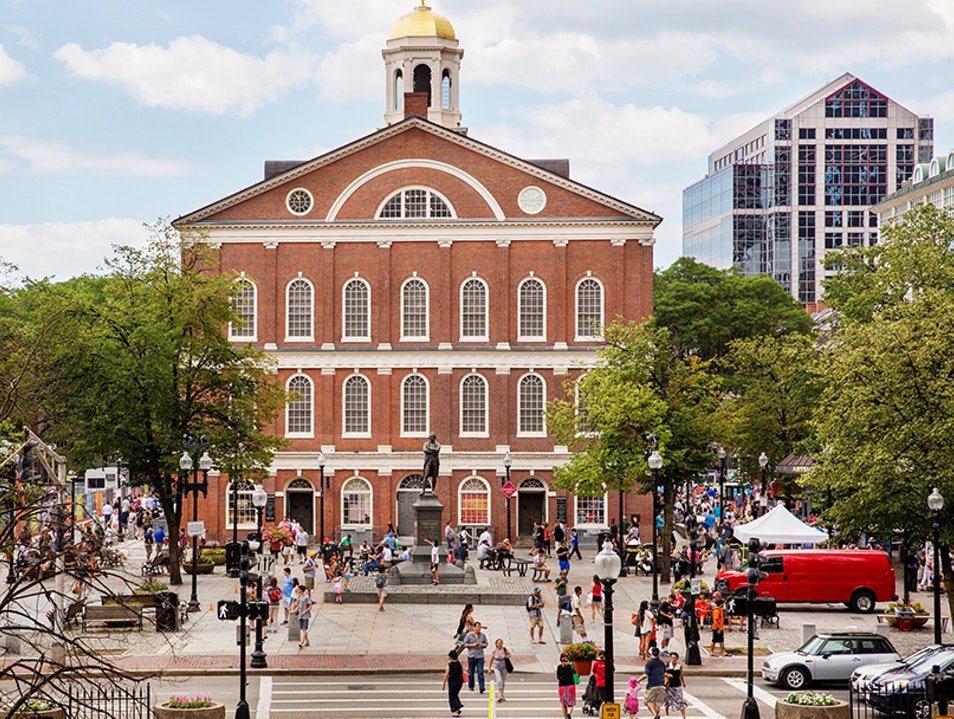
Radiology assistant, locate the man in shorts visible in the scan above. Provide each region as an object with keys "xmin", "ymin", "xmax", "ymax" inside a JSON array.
[
  {"xmin": 638, "ymin": 647, "xmax": 667, "ymax": 718},
  {"xmin": 570, "ymin": 585, "xmax": 587, "ymax": 639},
  {"xmin": 527, "ymin": 587, "xmax": 546, "ymax": 644},
  {"xmin": 426, "ymin": 538, "xmax": 440, "ymax": 584}
]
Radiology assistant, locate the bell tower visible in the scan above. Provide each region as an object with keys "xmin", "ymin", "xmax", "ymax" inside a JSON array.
[{"xmin": 383, "ymin": 1, "xmax": 465, "ymax": 132}]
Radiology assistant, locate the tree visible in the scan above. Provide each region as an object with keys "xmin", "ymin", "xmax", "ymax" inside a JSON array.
[
  {"xmin": 27, "ymin": 222, "xmax": 286, "ymax": 586},
  {"xmin": 810, "ymin": 203, "xmax": 954, "ymax": 615},
  {"xmin": 654, "ymin": 257, "xmax": 812, "ymax": 363},
  {"xmin": 546, "ymin": 319, "xmax": 723, "ymax": 580}
]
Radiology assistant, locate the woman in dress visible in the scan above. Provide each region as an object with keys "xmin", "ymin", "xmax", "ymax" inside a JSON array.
[
  {"xmin": 455, "ymin": 603, "xmax": 475, "ymax": 648},
  {"xmin": 664, "ymin": 651, "xmax": 689, "ymax": 719},
  {"xmin": 556, "ymin": 652, "xmax": 577, "ymax": 719},
  {"xmin": 636, "ymin": 600, "xmax": 654, "ymax": 660},
  {"xmin": 490, "ymin": 637, "xmax": 512, "ymax": 702},
  {"xmin": 442, "ymin": 649, "xmax": 465, "ymax": 717}
]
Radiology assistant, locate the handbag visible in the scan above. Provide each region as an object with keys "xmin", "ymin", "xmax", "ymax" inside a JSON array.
[
  {"xmin": 505, "ymin": 656, "xmax": 514, "ymax": 673},
  {"xmin": 462, "ymin": 670, "xmax": 468, "ymax": 684}
]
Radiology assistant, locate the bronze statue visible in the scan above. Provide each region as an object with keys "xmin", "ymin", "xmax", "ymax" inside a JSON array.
[{"xmin": 422, "ymin": 433, "xmax": 440, "ymax": 493}]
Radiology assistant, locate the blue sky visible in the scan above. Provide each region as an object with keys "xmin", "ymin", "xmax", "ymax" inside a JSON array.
[{"xmin": 2, "ymin": 0, "xmax": 954, "ymax": 281}]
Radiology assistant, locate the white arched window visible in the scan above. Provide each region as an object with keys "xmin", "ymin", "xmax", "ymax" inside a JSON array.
[
  {"xmin": 341, "ymin": 477, "xmax": 372, "ymax": 526},
  {"xmin": 286, "ymin": 277, "xmax": 314, "ymax": 341},
  {"xmin": 227, "ymin": 480, "xmax": 256, "ymax": 529},
  {"xmin": 286, "ymin": 374, "xmax": 313, "ymax": 437},
  {"xmin": 229, "ymin": 277, "xmax": 257, "ymax": 341},
  {"xmin": 460, "ymin": 277, "xmax": 488, "ymax": 341},
  {"xmin": 441, "ymin": 70, "xmax": 451, "ymax": 110},
  {"xmin": 394, "ymin": 69, "xmax": 403, "ymax": 111},
  {"xmin": 458, "ymin": 477, "xmax": 490, "ymax": 526},
  {"xmin": 401, "ymin": 374, "xmax": 429, "ymax": 436},
  {"xmin": 518, "ymin": 277, "xmax": 546, "ymax": 341},
  {"xmin": 343, "ymin": 278, "xmax": 370, "ymax": 341},
  {"xmin": 343, "ymin": 374, "xmax": 371, "ymax": 436},
  {"xmin": 460, "ymin": 373, "xmax": 488, "ymax": 436},
  {"xmin": 401, "ymin": 277, "xmax": 429, "ymax": 340},
  {"xmin": 575, "ymin": 277, "xmax": 604, "ymax": 340},
  {"xmin": 518, "ymin": 373, "xmax": 546, "ymax": 436},
  {"xmin": 378, "ymin": 187, "xmax": 454, "ymax": 219}
]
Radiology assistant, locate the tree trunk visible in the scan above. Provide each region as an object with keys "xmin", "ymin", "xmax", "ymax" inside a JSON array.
[
  {"xmin": 156, "ymin": 472, "xmax": 183, "ymax": 586},
  {"xmin": 660, "ymin": 476, "xmax": 673, "ymax": 584}
]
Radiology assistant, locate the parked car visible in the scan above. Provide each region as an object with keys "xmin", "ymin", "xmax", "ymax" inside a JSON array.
[
  {"xmin": 851, "ymin": 644, "xmax": 951, "ymax": 694},
  {"xmin": 717, "ymin": 549, "xmax": 895, "ymax": 612},
  {"xmin": 761, "ymin": 632, "xmax": 900, "ymax": 690},
  {"xmin": 864, "ymin": 646, "xmax": 954, "ymax": 719}
]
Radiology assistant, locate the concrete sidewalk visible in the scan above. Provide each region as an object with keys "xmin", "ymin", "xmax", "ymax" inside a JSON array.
[{"xmin": 86, "ymin": 538, "xmax": 941, "ymax": 677}]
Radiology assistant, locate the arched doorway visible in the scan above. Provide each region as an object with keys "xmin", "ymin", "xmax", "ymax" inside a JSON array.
[
  {"xmin": 517, "ymin": 478, "xmax": 547, "ymax": 537},
  {"xmin": 285, "ymin": 477, "xmax": 315, "ymax": 537},
  {"xmin": 397, "ymin": 474, "xmax": 427, "ymax": 537}
]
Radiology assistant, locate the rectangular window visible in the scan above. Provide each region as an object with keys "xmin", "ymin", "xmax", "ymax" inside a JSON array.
[
  {"xmin": 459, "ymin": 491, "xmax": 489, "ymax": 525},
  {"xmin": 343, "ymin": 493, "xmax": 370, "ymax": 525},
  {"xmin": 798, "ymin": 128, "xmax": 816, "ymax": 139},
  {"xmin": 897, "ymin": 128, "xmax": 915, "ymax": 139},
  {"xmin": 575, "ymin": 496, "xmax": 605, "ymax": 526}
]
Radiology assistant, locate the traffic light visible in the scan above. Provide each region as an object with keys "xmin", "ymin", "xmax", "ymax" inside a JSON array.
[
  {"xmin": 747, "ymin": 538, "xmax": 767, "ymax": 585},
  {"xmin": 725, "ymin": 594, "xmax": 748, "ymax": 616},
  {"xmin": 239, "ymin": 540, "xmax": 251, "ymax": 572},
  {"xmin": 751, "ymin": 596, "xmax": 777, "ymax": 617},
  {"xmin": 217, "ymin": 600, "xmax": 241, "ymax": 621},
  {"xmin": 225, "ymin": 542, "xmax": 241, "ymax": 573},
  {"xmin": 248, "ymin": 601, "xmax": 269, "ymax": 622}
]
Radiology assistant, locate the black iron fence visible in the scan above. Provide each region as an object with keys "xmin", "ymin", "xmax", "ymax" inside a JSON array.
[
  {"xmin": 850, "ymin": 683, "xmax": 930, "ymax": 719},
  {"xmin": 66, "ymin": 681, "xmax": 151, "ymax": 719}
]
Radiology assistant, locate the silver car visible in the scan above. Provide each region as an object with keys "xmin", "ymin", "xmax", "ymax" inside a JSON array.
[{"xmin": 762, "ymin": 633, "xmax": 900, "ymax": 690}]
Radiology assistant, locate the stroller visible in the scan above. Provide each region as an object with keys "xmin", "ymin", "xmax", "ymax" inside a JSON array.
[{"xmin": 581, "ymin": 673, "xmax": 604, "ymax": 715}]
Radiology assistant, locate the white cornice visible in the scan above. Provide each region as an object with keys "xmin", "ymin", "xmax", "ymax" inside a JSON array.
[
  {"xmin": 269, "ymin": 347, "xmax": 598, "ymax": 371},
  {"xmin": 271, "ymin": 450, "xmax": 571, "ymax": 474}
]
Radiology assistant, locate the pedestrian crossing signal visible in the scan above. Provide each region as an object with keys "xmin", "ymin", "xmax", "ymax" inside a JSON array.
[{"xmin": 217, "ymin": 600, "xmax": 241, "ymax": 621}]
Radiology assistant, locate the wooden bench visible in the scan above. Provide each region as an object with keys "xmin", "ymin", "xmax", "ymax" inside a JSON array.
[
  {"xmin": 81, "ymin": 604, "xmax": 143, "ymax": 632},
  {"xmin": 65, "ymin": 599, "xmax": 86, "ymax": 629}
]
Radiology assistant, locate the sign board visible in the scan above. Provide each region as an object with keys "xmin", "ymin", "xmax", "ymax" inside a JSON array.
[
  {"xmin": 601, "ymin": 702, "xmax": 621, "ymax": 719},
  {"xmin": 186, "ymin": 521, "xmax": 205, "ymax": 537},
  {"xmin": 265, "ymin": 495, "xmax": 276, "ymax": 523},
  {"xmin": 501, "ymin": 481, "xmax": 517, "ymax": 498},
  {"xmin": 690, "ymin": 577, "xmax": 702, "ymax": 595},
  {"xmin": 556, "ymin": 496, "xmax": 567, "ymax": 524}
]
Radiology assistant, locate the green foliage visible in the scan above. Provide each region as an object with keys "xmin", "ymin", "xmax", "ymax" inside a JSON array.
[
  {"xmin": 138, "ymin": 582, "xmax": 169, "ymax": 593},
  {"xmin": 785, "ymin": 692, "xmax": 838, "ymax": 706},
  {"xmin": 562, "ymin": 641, "xmax": 601, "ymax": 660},
  {"xmin": 166, "ymin": 695, "xmax": 215, "ymax": 709}
]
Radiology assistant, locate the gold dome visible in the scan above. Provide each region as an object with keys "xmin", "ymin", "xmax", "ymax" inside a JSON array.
[{"xmin": 390, "ymin": 1, "xmax": 456, "ymax": 40}]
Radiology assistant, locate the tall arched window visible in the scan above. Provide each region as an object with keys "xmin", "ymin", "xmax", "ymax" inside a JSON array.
[
  {"xmin": 518, "ymin": 277, "xmax": 546, "ymax": 341},
  {"xmin": 286, "ymin": 374, "xmax": 313, "ymax": 436},
  {"xmin": 402, "ymin": 374, "xmax": 429, "ymax": 436},
  {"xmin": 576, "ymin": 277, "xmax": 604, "ymax": 340},
  {"xmin": 286, "ymin": 277, "xmax": 313, "ymax": 340},
  {"xmin": 343, "ymin": 278, "xmax": 370, "ymax": 341},
  {"xmin": 401, "ymin": 277, "xmax": 429, "ymax": 340},
  {"xmin": 518, "ymin": 373, "xmax": 546, "ymax": 436},
  {"xmin": 227, "ymin": 480, "xmax": 256, "ymax": 529},
  {"xmin": 229, "ymin": 277, "xmax": 256, "ymax": 341},
  {"xmin": 460, "ymin": 373, "xmax": 487, "ymax": 436},
  {"xmin": 441, "ymin": 70, "xmax": 451, "ymax": 110},
  {"xmin": 460, "ymin": 277, "xmax": 488, "ymax": 341},
  {"xmin": 394, "ymin": 69, "xmax": 403, "ymax": 111},
  {"xmin": 459, "ymin": 477, "xmax": 490, "ymax": 526},
  {"xmin": 341, "ymin": 477, "xmax": 372, "ymax": 526},
  {"xmin": 413, "ymin": 63, "xmax": 431, "ymax": 105},
  {"xmin": 343, "ymin": 374, "xmax": 370, "ymax": 436}
]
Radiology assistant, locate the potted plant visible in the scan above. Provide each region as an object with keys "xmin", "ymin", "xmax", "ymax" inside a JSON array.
[
  {"xmin": 672, "ymin": 578, "xmax": 710, "ymax": 595},
  {"xmin": 181, "ymin": 557, "xmax": 215, "ymax": 575},
  {"xmin": 200, "ymin": 547, "xmax": 226, "ymax": 566},
  {"xmin": 563, "ymin": 641, "xmax": 600, "ymax": 676},
  {"xmin": 103, "ymin": 583, "xmax": 167, "ymax": 606},
  {"xmin": 153, "ymin": 695, "xmax": 225, "ymax": 719},
  {"xmin": 776, "ymin": 691, "xmax": 849, "ymax": 719},
  {"xmin": 885, "ymin": 601, "xmax": 929, "ymax": 630},
  {"xmin": 7, "ymin": 698, "xmax": 66, "ymax": 719}
]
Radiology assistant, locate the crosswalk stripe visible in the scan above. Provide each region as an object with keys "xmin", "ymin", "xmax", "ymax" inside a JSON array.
[{"xmin": 723, "ymin": 678, "xmax": 778, "ymax": 708}]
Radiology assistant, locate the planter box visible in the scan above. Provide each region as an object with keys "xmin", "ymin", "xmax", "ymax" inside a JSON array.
[
  {"xmin": 153, "ymin": 703, "xmax": 226, "ymax": 719},
  {"xmin": 10, "ymin": 709, "xmax": 66, "ymax": 719},
  {"xmin": 181, "ymin": 562, "xmax": 215, "ymax": 575},
  {"xmin": 103, "ymin": 592, "xmax": 155, "ymax": 606},
  {"xmin": 776, "ymin": 700, "xmax": 850, "ymax": 719},
  {"xmin": 883, "ymin": 614, "xmax": 929, "ymax": 630},
  {"xmin": 200, "ymin": 552, "xmax": 226, "ymax": 566}
]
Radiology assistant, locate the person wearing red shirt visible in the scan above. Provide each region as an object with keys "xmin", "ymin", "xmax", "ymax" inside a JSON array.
[{"xmin": 592, "ymin": 650, "xmax": 606, "ymax": 705}]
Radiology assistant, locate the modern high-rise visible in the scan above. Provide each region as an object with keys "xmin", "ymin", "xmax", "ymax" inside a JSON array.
[{"xmin": 683, "ymin": 73, "xmax": 933, "ymax": 309}]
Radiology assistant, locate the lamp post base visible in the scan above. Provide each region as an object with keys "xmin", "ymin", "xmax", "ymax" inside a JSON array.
[
  {"xmin": 250, "ymin": 648, "xmax": 267, "ymax": 669},
  {"xmin": 741, "ymin": 697, "xmax": 761, "ymax": 719},
  {"xmin": 235, "ymin": 700, "xmax": 251, "ymax": 719},
  {"xmin": 187, "ymin": 598, "xmax": 201, "ymax": 613}
]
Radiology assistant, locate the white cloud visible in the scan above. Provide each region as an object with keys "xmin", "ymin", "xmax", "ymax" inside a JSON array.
[
  {"xmin": 1, "ymin": 136, "xmax": 195, "ymax": 176},
  {"xmin": 0, "ymin": 219, "xmax": 152, "ymax": 280},
  {"xmin": 54, "ymin": 36, "xmax": 315, "ymax": 116},
  {"xmin": 313, "ymin": 33, "xmax": 386, "ymax": 102},
  {"xmin": 0, "ymin": 43, "xmax": 28, "ymax": 87},
  {"xmin": 4, "ymin": 25, "xmax": 39, "ymax": 52}
]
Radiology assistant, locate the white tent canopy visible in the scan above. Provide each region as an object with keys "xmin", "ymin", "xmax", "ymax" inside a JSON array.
[{"xmin": 732, "ymin": 504, "xmax": 829, "ymax": 545}]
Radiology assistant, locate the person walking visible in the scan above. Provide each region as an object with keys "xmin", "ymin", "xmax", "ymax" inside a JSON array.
[
  {"xmin": 442, "ymin": 649, "xmax": 465, "ymax": 717},
  {"xmin": 569, "ymin": 528, "xmax": 583, "ymax": 560},
  {"xmin": 657, "ymin": 595, "xmax": 675, "ymax": 650},
  {"xmin": 557, "ymin": 652, "xmax": 578, "ymax": 719},
  {"xmin": 664, "ymin": 651, "xmax": 689, "ymax": 719},
  {"xmin": 590, "ymin": 574, "xmax": 603, "ymax": 620},
  {"xmin": 374, "ymin": 565, "xmax": 388, "ymax": 611},
  {"xmin": 557, "ymin": 541, "xmax": 571, "ymax": 576},
  {"xmin": 636, "ymin": 600, "xmax": 654, "ymax": 660},
  {"xmin": 426, "ymin": 538, "xmax": 441, "ymax": 585},
  {"xmin": 527, "ymin": 587, "xmax": 546, "ymax": 644},
  {"xmin": 571, "ymin": 585, "xmax": 587, "ymax": 640},
  {"xmin": 455, "ymin": 603, "xmax": 475, "ymax": 648},
  {"xmin": 708, "ymin": 597, "xmax": 727, "ymax": 656},
  {"xmin": 638, "ymin": 647, "xmax": 667, "ymax": 719},
  {"xmin": 624, "ymin": 676, "xmax": 641, "ymax": 719},
  {"xmin": 463, "ymin": 621, "xmax": 489, "ymax": 693},
  {"xmin": 265, "ymin": 576, "xmax": 282, "ymax": 633},
  {"xmin": 302, "ymin": 550, "xmax": 318, "ymax": 591},
  {"xmin": 290, "ymin": 584, "xmax": 313, "ymax": 648},
  {"xmin": 555, "ymin": 570, "xmax": 569, "ymax": 625},
  {"xmin": 490, "ymin": 637, "xmax": 512, "ymax": 702},
  {"xmin": 281, "ymin": 567, "xmax": 295, "ymax": 625}
]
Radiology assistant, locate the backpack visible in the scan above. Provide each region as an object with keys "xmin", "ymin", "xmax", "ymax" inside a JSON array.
[
  {"xmin": 267, "ymin": 586, "xmax": 282, "ymax": 603},
  {"xmin": 375, "ymin": 573, "xmax": 387, "ymax": 589},
  {"xmin": 527, "ymin": 595, "xmax": 537, "ymax": 613}
]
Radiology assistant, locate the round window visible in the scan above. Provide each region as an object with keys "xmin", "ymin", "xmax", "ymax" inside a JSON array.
[{"xmin": 286, "ymin": 188, "xmax": 313, "ymax": 216}]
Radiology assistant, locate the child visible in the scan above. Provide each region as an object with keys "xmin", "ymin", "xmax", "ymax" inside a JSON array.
[
  {"xmin": 342, "ymin": 558, "xmax": 353, "ymax": 591},
  {"xmin": 333, "ymin": 574, "xmax": 344, "ymax": 604},
  {"xmin": 624, "ymin": 676, "xmax": 640, "ymax": 719}
]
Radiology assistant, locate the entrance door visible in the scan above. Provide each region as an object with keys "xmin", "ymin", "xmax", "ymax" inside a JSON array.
[
  {"xmin": 517, "ymin": 492, "xmax": 545, "ymax": 537},
  {"xmin": 285, "ymin": 479, "xmax": 315, "ymax": 536},
  {"xmin": 397, "ymin": 475, "xmax": 428, "ymax": 537}
]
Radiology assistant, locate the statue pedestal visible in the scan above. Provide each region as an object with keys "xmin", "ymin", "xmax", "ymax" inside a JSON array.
[{"xmin": 390, "ymin": 491, "xmax": 473, "ymax": 585}]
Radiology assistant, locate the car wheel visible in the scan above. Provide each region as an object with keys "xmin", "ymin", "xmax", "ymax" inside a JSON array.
[
  {"xmin": 911, "ymin": 698, "xmax": 931, "ymax": 719},
  {"xmin": 781, "ymin": 667, "xmax": 810, "ymax": 691},
  {"xmin": 850, "ymin": 589, "xmax": 877, "ymax": 613}
]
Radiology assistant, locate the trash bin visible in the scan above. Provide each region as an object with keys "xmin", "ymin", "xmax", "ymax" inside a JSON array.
[{"xmin": 155, "ymin": 591, "xmax": 179, "ymax": 632}]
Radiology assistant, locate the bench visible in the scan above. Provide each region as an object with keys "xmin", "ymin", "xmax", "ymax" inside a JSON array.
[
  {"xmin": 510, "ymin": 559, "xmax": 531, "ymax": 578},
  {"xmin": 81, "ymin": 604, "xmax": 143, "ymax": 632},
  {"xmin": 532, "ymin": 566, "xmax": 551, "ymax": 582},
  {"xmin": 65, "ymin": 599, "xmax": 86, "ymax": 629}
]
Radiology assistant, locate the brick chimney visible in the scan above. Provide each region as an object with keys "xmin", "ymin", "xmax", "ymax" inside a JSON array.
[{"xmin": 404, "ymin": 91, "xmax": 429, "ymax": 120}]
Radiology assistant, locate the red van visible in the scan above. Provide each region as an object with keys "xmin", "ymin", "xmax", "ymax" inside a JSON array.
[{"xmin": 715, "ymin": 549, "xmax": 895, "ymax": 613}]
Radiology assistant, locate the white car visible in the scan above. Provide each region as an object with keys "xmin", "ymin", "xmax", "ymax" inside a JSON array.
[{"xmin": 762, "ymin": 633, "xmax": 900, "ymax": 690}]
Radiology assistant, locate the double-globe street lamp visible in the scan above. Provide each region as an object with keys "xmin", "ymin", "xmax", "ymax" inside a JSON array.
[
  {"xmin": 503, "ymin": 451, "xmax": 513, "ymax": 542},
  {"xmin": 647, "ymin": 438, "xmax": 663, "ymax": 611},
  {"xmin": 757, "ymin": 452, "xmax": 769, "ymax": 517},
  {"xmin": 717, "ymin": 447, "xmax": 727, "ymax": 519},
  {"xmin": 318, "ymin": 452, "xmax": 326, "ymax": 543},
  {"xmin": 929, "ymin": 487, "xmax": 945, "ymax": 645},
  {"xmin": 250, "ymin": 484, "xmax": 269, "ymax": 669},
  {"xmin": 179, "ymin": 436, "xmax": 213, "ymax": 613},
  {"xmin": 595, "ymin": 541, "xmax": 622, "ymax": 706}
]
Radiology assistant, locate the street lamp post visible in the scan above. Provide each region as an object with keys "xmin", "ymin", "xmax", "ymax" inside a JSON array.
[
  {"xmin": 250, "ymin": 485, "xmax": 269, "ymax": 669},
  {"xmin": 595, "ymin": 541, "xmax": 622, "ymax": 705},
  {"xmin": 318, "ymin": 453, "xmax": 326, "ymax": 543},
  {"xmin": 718, "ymin": 447, "xmax": 727, "ymax": 520},
  {"xmin": 503, "ymin": 451, "xmax": 513, "ymax": 541},
  {"xmin": 757, "ymin": 452, "xmax": 769, "ymax": 517},
  {"xmin": 647, "ymin": 437, "xmax": 663, "ymax": 611},
  {"xmin": 929, "ymin": 487, "xmax": 945, "ymax": 645},
  {"xmin": 179, "ymin": 435, "xmax": 213, "ymax": 613},
  {"xmin": 685, "ymin": 479, "xmax": 702, "ymax": 666}
]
